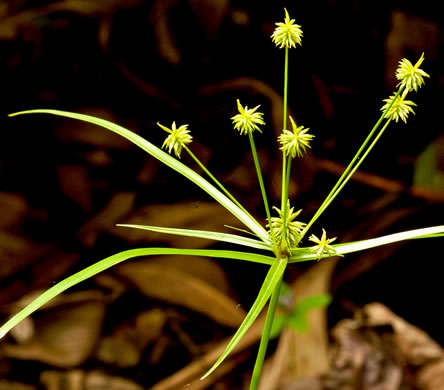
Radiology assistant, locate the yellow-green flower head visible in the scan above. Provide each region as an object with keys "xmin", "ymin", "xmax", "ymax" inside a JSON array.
[
  {"xmin": 396, "ymin": 53, "xmax": 430, "ymax": 93},
  {"xmin": 278, "ymin": 116, "xmax": 314, "ymax": 158},
  {"xmin": 381, "ymin": 95, "xmax": 416, "ymax": 124},
  {"xmin": 231, "ymin": 99, "xmax": 265, "ymax": 135},
  {"xmin": 309, "ymin": 229, "xmax": 339, "ymax": 260},
  {"xmin": 267, "ymin": 201, "xmax": 306, "ymax": 249},
  {"xmin": 157, "ymin": 121, "xmax": 192, "ymax": 158},
  {"xmin": 271, "ymin": 8, "xmax": 303, "ymax": 49}
]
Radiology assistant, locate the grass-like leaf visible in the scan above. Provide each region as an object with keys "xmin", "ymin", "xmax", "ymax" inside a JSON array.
[
  {"xmin": 9, "ymin": 110, "xmax": 269, "ymax": 243},
  {"xmin": 117, "ymin": 224, "xmax": 273, "ymax": 251},
  {"xmin": 332, "ymin": 225, "xmax": 444, "ymax": 255},
  {"xmin": 0, "ymin": 248, "xmax": 275, "ymax": 339},
  {"xmin": 201, "ymin": 256, "xmax": 287, "ymax": 379},
  {"xmin": 289, "ymin": 225, "xmax": 444, "ymax": 263}
]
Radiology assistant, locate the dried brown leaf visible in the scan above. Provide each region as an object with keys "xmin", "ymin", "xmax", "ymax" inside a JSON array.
[
  {"xmin": 3, "ymin": 300, "xmax": 105, "ymax": 367},
  {"xmin": 117, "ymin": 259, "xmax": 246, "ymax": 328}
]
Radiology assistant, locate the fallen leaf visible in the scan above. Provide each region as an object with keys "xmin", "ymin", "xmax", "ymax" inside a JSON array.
[
  {"xmin": 96, "ymin": 308, "xmax": 167, "ymax": 367},
  {"xmin": 40, "ymin": 369, "xmax": 143, "ymax": 390},
  {"xmin": 78, "ymin": 192, "xmax": 135, "ymax": 247},
  {"xmin": 117, "ymin": 258, "xmax": 246, "ymax": 328},
  {"xmin": 3, "ymin": 299, "xmax": 105, "ymax": 367},
  {"xmin": 0, "ymin": 380, "xmax": 36, "ymax": 390},
  {"xmin": 362, "ymin": 302, "xmax": 443, "ymax": 366}
]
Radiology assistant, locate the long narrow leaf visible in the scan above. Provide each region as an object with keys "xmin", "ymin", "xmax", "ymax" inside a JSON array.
[
  {"xmin": 9, "ymin": 110, "xmax": 269, "ymax": 242},
  {"xmin": 289, "ymin": 225, "xmax": 444, "ymax": 263},
  {"xmin": 0, "ymin": 248, "xmax": 275, "ymax": 338},
  {"xmin": 117, "ymin": 224, "xmax": 273, "ymax": 251},
  {"xmin": 201, "ymin": 256, "xmax": 287, "ymax": 379},
  {"xmin": 332, "ymin": 225, "xmax": 444, "ymax": 255}
]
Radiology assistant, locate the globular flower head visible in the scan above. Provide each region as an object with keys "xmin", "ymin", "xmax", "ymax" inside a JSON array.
[
  {"xmin": 308, "ymin": 229, "xmax": 339, "ymax": 260},
  {"xmin": 267, "ymin": 201, "xmax": 306, "ymax": 249},
  {"xmin": 271, "ymin": 8, "xmax": 303, "ymax": 49},
  {"xmin": 278, "ymin": 116, "xmax": 314, "ymax": 158},
  {"xmin": 157, "ymin": 121, "xmax": 193, "ymax": 158},
  {"xmin": 381, "ymin": 95, "xmax": 416, "ymax": 123},
  {"xmin": 231, "ymin": 99, "xmax": 265, "ymax": 135},
  {"xmin": 396, "ymin": 53, "xmax": 430, "ymax": 93}
]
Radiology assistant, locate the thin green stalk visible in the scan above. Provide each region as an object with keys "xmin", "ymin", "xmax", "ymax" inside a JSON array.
[
  {"xmin": 249, "ymin": 272, "xmax": 283, "ymax": 390},
  {"xmin": 281, "ymin": 47, "xmax": 290, "ymax": 213},
  {"xmin": 183, "ymin": 144, "xmax": 256, "ymax": 227},
  {"xmin": 280, "ymin": 155, "xmax": 293, "ymax": 251},
  {"xmin": 298, "ymin": 88, "xmax": 404, "ymax": 241},
  {"xmin": 284, "ymin": 155, "xmax": 292, "ymax": 205},
  {"xmin": 279, "ymin": 46, "xmax": 290, "ymax": 253},
  {"xmin": 248, "ymin": 131, "xmax": 277, "ymax": 251},
  {"xmin": 300, "ymin": 118, "xmax": 393, "ymax": 240}
]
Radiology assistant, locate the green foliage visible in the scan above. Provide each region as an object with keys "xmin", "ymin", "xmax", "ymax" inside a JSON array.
[{"xmin": 270, "ymin": 288, "xmax": 332, "ymax": 338}]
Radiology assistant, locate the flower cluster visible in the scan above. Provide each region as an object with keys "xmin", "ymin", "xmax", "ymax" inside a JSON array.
[
  {"xmin": 231, "ymin": 99, "xmax": 265, "ymax": 135},
  {"xmin": 157, "ymin": 121, "xmax": 193, "ymax": 158},
  {"xmin": 381, "ymin": 95, "xmax": 416, "ymax": 123},
  {"xmin": 267, "ymin": 201, "xmax": 306, "ymax": 249},
  {"xmin": 278, "ymin": 116, "xmax": 314, "ymax": 158},
  {"xmin": 381, "ymin": 53, "xmax": 429, "ymax": 124},
  {"xmin": 396, "ymin": 53, "xmax": 430, "ymax": 93},
  {"xmin": 309, "ymin": 229, "xmax": 339, "ymax": 260},
  {"xmin": 271, "ymin": 8, "xmax": 303, "ymax": 49}
]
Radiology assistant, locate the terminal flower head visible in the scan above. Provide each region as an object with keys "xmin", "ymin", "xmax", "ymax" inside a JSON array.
[
  {"xmin": 278, "ymin": 116, "xmax": 314, "ymax": 158},
  {"xmin": 381, "ymin": 95, "xmax": 416, "ymax": 123},
  {"xmin": 396, "ymin": 53, "xmax": 430, "ymax": 93},
  {"xmin": 231, "ymin": 99, "xmax": 265, "ymax": 135},
  {"xmin": 309, "ymin": 229, "xmax": 339, "ymax": 260},
  {"xmin": 157, "ymin": 121, "xmax": 192, "ymax": 158},
  {"xmin": 271, "ymin": 8, "xmax": 303, "ymax": 49},
  {"xmin": 267, "ymin": 201, "xmax": 306, "ymax": 249}
]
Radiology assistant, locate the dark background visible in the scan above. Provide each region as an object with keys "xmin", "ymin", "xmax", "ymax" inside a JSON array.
[{"xmin": 0, "ymin": 0, "xmax": 443, "ymax": 387}]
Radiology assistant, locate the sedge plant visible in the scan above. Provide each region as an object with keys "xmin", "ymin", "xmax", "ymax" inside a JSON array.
[{"xmin": 1, "ymin": 8, "xmax": 443, "ymax": 390}]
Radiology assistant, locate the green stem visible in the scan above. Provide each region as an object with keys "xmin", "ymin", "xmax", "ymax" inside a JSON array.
[
  {"xmin": 281, "ymin": 47, "xmax": 290, "ymax": 212},
  {"xmin": 248, "ymin": 132, "xmax": 277, "ymax": 251},
  {"xmin": 300, "ymin": 118, "xmax": 393, "ymax": 241},
  {"xmin": 279, "ymin": 46, "xmax": 290, "ymax": 254},
  {"xmin": 284, "ymin": 155, "xmax": 292, "ymax": 205},
  {"xmin": 298, "ymin": 88, "xmax": 404, "ymax": 242},
  {"xmin": 183, "ymin": 145, "xmax": 257, "ymax": 230},
  {"xmin": 280, "ymin": 155, "xmax": 293, "ymax": 252},
  {"xmin": 249, "ymin": 274, "xmax": 283, "ymax": 390}
]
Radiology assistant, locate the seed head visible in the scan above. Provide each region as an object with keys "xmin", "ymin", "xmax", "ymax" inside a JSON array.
[
  {"xmin": 381, "ymin": 95, "xmax": 416, "ymax": 124},
  {"xmin": 267, "ymin": 201, "xmax": 306, "ymax": 249},
  {"xmin": 231, "ymin": 99, "xmax": 265, "ymax": 135},
  {"xmin": 308, "ymin": 229, "xmax": 339, "ymax": 260},
  {"xmin": 396, "ymin": 53, "xmax": 429, "ymax": 93},
  {"xmin": 278, "ymin": 116, "xmax": 314, "ymax": 158},
  {"xmin": 271, "ymin": 8, "xmax": 303, "ymax": 49},
  {"xmin": 157, "ymin": 121, "xmax": 193, "ymax": 158}
]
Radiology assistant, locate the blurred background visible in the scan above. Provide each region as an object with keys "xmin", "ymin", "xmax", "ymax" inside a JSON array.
[{"xmin": 0, "ymin": 1, "xmax": 443, "ymax": 389}]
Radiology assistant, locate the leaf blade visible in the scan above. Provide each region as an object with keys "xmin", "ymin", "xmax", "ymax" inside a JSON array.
[
  {"xmin": 117, "ymin": 224, "xmax": 272, "ymax": 251},
  {"xmin": 201, "ymin": 256, "xmax": 288, "ymax": 379},
  {"xmin": 289, "ymin": 225, "xmax": 444, "ymax": 263},
  {"xmin": 0, "ymin": 248, "xmax": 274, "ymax": 338},
  {"xmin": 9, "ymin": 110, "xmax": 270, "ymax": 242}
]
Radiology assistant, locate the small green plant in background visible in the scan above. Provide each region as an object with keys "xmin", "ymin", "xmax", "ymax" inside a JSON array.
[
  {"xmin": 1, "ymin": 8, "xmax": 443, "ymax": 390},
  {"xmin": 270, "ymin": 283, "xmax": 332, "ymax": 338}
]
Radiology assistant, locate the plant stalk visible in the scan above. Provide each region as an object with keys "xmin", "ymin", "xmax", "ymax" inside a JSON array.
[
  {"xmin": 184, "ymin": 145, "xmax": 255, "ymax": 223},
  {"xmin": 249, "ymin": 274, "xmax": 283, "ymax": 390},
  {"xmin": 298, "ymin": 88, "xmax": 404, "ymax": 241},
  {"xmin": 248, "ymin": 132, "xmax": 277, "ymax": 250},
  {"xmin": 281, "ymin": 47, "xmax": 289, "ymax": 213}
]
